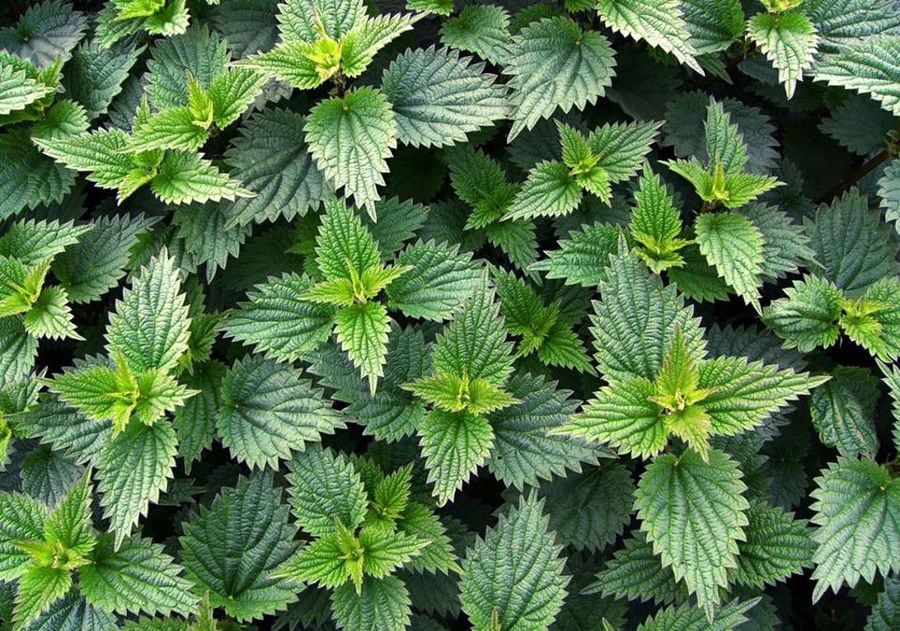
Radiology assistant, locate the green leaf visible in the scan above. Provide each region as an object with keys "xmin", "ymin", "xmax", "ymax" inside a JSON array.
[
  {"xmin": 381, "ymin": 46, "xmax": 507, "ymax": 148},
  {"xmin": 490, "ymin": 372, "xmax": 607, "ymax": 488},
  {"xmin": 79, "ymin": 535, "xmax": 197, "ymax": 616},
  {"xmin": 335, "ymin": 301, "xmax": 392, "ymax": 394},
  {"xmin": 430, "ymin": 276, "xmax": 515, "ymax": 385},
  {"xmin": 419, "ymin": 410, "xmax": 493, "ymax": 506},
  {"xmin": 810, "ymin": 458, "xmax": 900, "ymax": 602},
  {"xmin": 218, "ymin": 356, "xmax": 343, "ymax": 469},
  {"xmin": 460, "ymin": 494, "xmax": 569, "ymax": 629},
  {"xmin": 810, "ymin": 366, "xmax": 879, "ymax": 457},
  {"xmin": 106, "ymin": 250, "xmax": 190, "ymax": 374},
  {"xmin": 879, "ymin": 360, "xmax": 900, "ymax": 454},
  {"xmin": 735, "ymin": 501, "xmax": 814, "ymax": 589},
  {"xmin": 0, "ymin": 219, "xmax": 91, "ymax": 267},
  {"xmin": 13, "ymin": 565, "xmax": 72, "ymax": 631},
  {"xmin": 396, "ymin": 503, "xmax": 458, "ymax": 574},
  {"xmin": 695, "ymin": 212, "xmax": 765, "ymax": 311},
  {"xmin": 597, "ymin": 0, "xmax": 702, "ymax": 74},
  {"xmin": 630, "ymin": 167, "xmax": 688, "ymax": 273},
  {"xmin": 530, "ymin": 223, "xmax": 621, "ymax": 287},
  {"xmin": 747, "ymin": 12, "xmax": 818, "ymax": 99},
  {"xmin": 742, "ymin": 203, "xmax": 815, "ymax": 282},
  {"xmin": 541, "ymin": 463, "xmax": 634, "ymax": 552},
  {"xmin": 180, "ymin": 472, "xmax": 298, "ymax": 621},
  {"xmin": 878, "ymin": 159, "xmax": 900, "ymax": 235},
  {"xmin": 681, "ymin": 0, "xmax": 745, "ymax": 55},
  {"xmin": 47, "ymin": 364, "xmax": 138, "ymax": 430},
  {"xmin": 315, "ymin": 197, "xmax": 382, "ymax": 282},
  {"xmin": 331, "ymin": 576, "xmax": 412, "ymax": 631},
  {"xmin": 806, "ymin": 189, "xmax": 900, "ymax": 296},
  {"xmin": 635, "ymin": 448, "xmax": 749, "ymax": 620},
  {"xmin": 699, "ymin": 356, "xmax": 827, "ymax": 436},
  {"xmin": 503, "ymin": 161, "xmax": 582, "ymax": 221},
  {"xmin": 151, "ymin": 150, "xmax": 253, "ymax": 205},
  {"xmin": 339, "ymin": 13, "xmax": 417, "ymax": 77},
  {"xmin": 506, "ymin": 17, "xmax": 616, "ymax": 140},
  {"xmin": 97, "ymin": 422, "xmax": 177, "ymax": 549},
  {"xmin": 591, "ymin": 532, "xmax": 686, "ymax": 606},
  {"xmin": 385, "ymin": 240, "xmax": 483, "ymax": 321},
  {"xmin": 52, "ymin": 214, "xmax": 157, "ymax": 304},
  {"xmin": 763, "ymin": 275, "xmax": 844, "ymax": 351},
  {"xmin": 14, "ymin": 394, "xmax": 111, "ymax": 466},
  {"xmin": 224, "ymin": 273, "xmax": 335, "ymax": 362},
  {"xmin": 636, "ymin": 597, "xmax": 760, "ymax": 631},
  {"xmin": 813, "ymin": 34, "xmax": 900, "ymax": 116},
  {"xmin": 589, "ymin": 247, "xmax": 705, "ymax": 382},
  {"xmin": 0, "ymin": 57, "xmax": 56, "ymax": 116},
  {"xmin": 305, "ymin": 87, "xmax": 397, "ymax": 219},
  {"xmin": 556, "ymin": 377, "xmax": 665, "ymax": 459},
  {"xmin": 0, "ymin": 1, "xmax": 87, "ymax": 67},
  {"xmin": 24, "ymin": 286, "xmax": 80, "ymax": 341},
  {"xmin": 0, "ymin": 492, "xmax": 49, "ymax": 580},
  {"xmin": 867, "ymin": 578, "xmax": 900, "ymax": 631},
  {"xmin": 19, "ymin": 446, "xmax": 83, "ymax": 509},
  {"xmin": 34, "ymin": 129, "xmax": 135, "ymax": 193},
  {"xmin": 223, "ymin": 108, "xmax": 329, "ymax": 227},
  {"xmin": 61, "ymin": 41, "xmax": 142, "ymax": 121},
  {"xmin": 207, "ymin": 68, "xmax": 267, "ymax": 128},
  {"xmin": 128, "ymin": 107, "xmax": 210, "ymax": 153},
  {"xmin": 286, "ymin": 445, "xmax": 369, "ymax": 537},
  {"xmin": 440, "ymin": 5, "xmax": 512, "ymax": 65},
  {"xmin": 43, "ymin": 469, "xmax": 94, "ymax": 558}
]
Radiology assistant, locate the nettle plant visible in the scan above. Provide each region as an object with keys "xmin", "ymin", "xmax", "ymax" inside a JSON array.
[{"xmin": 2, "ymin": 0, "xmax": 900, "ymax": 627}]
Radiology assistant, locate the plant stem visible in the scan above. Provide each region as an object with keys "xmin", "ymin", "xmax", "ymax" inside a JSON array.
[{"xmin": 815, "ymin": 148, "xmax": 891, "ymax": 205}]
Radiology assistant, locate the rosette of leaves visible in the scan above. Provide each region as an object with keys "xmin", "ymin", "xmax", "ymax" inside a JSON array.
[
  {"xmin": 273, "ymin": 447, "xmax": 459, "ymax": 631},
  {"xmin": 0, "ymin": 471, "xmax": 196, "ymax": 630}
]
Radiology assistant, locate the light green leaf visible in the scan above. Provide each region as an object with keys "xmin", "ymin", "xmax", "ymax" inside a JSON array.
[
  {"xmin": 339, "ymin": 13, "xmax": 417, "ymax": 77},
  {"xmin": 13, "ymin": 565, "xmax": 72, "ymax": 631},
  {"xmin": 218, "ymin": 356, "xmax": 343, "ymax": 468},
  {"xmin": 0, "ymin": 219, "xmax": 91, "ymax": 267},
  {"xmin": 810, "ymin": 458, "xmax": 900, "ymax": 602},
  {"xmin": 747, "ymin": 11, "xmax": 817, "ymax": 99},
  {"xmin": 597, "ymin": 0, "xmax": 702, "ymax": 73},
  {"xmin": 762, "ymin": 275, "xmax": 844, "ymax": 351},
  {"xmin": 97, "ymin": 422, "xmax": 177, "ymax": 549},
  {"xmin": 460, "ymin": 494, "xmax": 569, "ymax": 630},
  {"xmin": 79, "ymin": 535, "xmax": 197, "ymax": 616},
  {"xmin": 503, "ymin": 161, "xmax": 582, "ymax": 221},
  {"xmin": 305, "ymin": 87, "xmax": 397, "ymax": 218},
  {"xmin": 315, "ymin": 197, "xmax": 381, "ymax": 282},
  {"xmin": 419, "ymin": 410, "xmax": 494, "ymax": 506},
  {"xmin": 506, "ymin": 17, "xmax": 616, "ymax": 140},
  {"xmin": 208, "ymin": 68, "xmax": 267, "ymax": 128},
  {"xmin": 151, "ymin": 150, "xmax": 253, "ymax": 205},
  {"xmin": 695, "ymin": 211, "xmax": 765, "ymax": 311},
  {"xmin": 636, "ymin": 597, "xmax": 760, "ymax": 631},
  {"xmin": 635, "ymin": 448, "xmax": 749, "ymax": 620},
  {"xmin": 0, "ymin": 492, "xmax": 49, "ymax": 580},
  {"xmin": 381, "ymin": 46, "xmax": 507, "ymax": 148}
]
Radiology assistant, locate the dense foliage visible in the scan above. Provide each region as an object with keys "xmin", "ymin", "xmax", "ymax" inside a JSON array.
[{"xmin": 1, "ymin": 0, "xmax": 899, "ymax": 628}]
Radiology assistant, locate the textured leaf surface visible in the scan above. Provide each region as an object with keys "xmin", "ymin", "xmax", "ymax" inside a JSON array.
[
  {"xmin": 97, "ymin": 422, "xmax": 177, "ymax": 548},
  {"xmin": 218, "ymin": 356, "xmax": 343, "ymax": 469},
  {"xmin": 180, "ymin": 473, "xmax": 298, "ymax": 621},
  {"xmin": 460, "ymin": 494, "xmax": 568, "ymax": 630},
  {"xmin": 813, "ymin": 35, "xmax": 900, "ymax": 116},
  {"xmin": 106, "ymin": 250, "xmax": 189, "ymax": 374},
  {"xmin": 305, "ymin": 87, "xmax": 397, "ymax": 217},
  {"xmin": 635, "ymin": 449, "xmax": 749, "ymax": 620},
  {"xmin": 505, "ymin": 17, "xmax": 616, "ymax": 139},
  {"xmin": 809, "ymin": 458, "xmax": 900, "ymax": 602},
  {"xmin": 80, "ymin": 535, "xmax": 197, "ymax": 616},
  {"xmin": 381, "ymin": 46, "xmax": 507, "ymax": 148}
]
